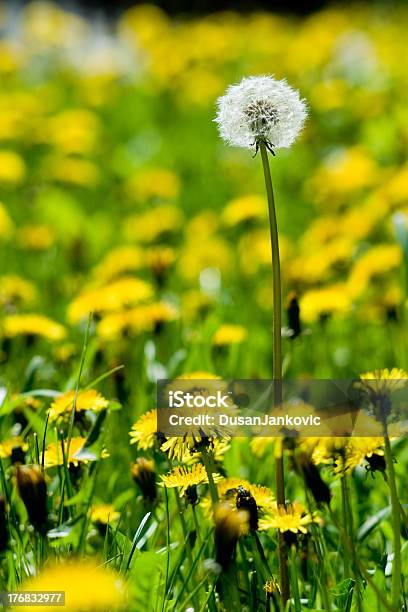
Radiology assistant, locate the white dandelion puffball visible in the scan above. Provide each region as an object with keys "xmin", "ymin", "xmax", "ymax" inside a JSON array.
[{"xmin": 215, "ymin": 75, "xmax": 307, "ymax": 151}]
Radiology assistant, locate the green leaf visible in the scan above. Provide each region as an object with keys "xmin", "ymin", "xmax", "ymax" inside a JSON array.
[
  {"xmin": 331, "ymin": 578, "xmax": 355, "ymax": 612},
  {"xmin": 127, "ymin": 550, "xmax": 166, "ymax": 610}
]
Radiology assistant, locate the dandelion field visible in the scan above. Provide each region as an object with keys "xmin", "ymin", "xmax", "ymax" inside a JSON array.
[{"xmin": 0, "ymin": 2, "xmax": 408, "ymax": 610}]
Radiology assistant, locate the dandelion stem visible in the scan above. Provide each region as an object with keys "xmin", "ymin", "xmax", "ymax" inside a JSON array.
[
  {"xmin": 201, "ymin": 448, "xmax": 219, "ymax": 505},
  {"xmin": 259, "ymin": 140, "xmax": 290, "ymax": 604},
  {"xmin": 383, "ymin": 432, "xmax": 401, "ymax": 610}
]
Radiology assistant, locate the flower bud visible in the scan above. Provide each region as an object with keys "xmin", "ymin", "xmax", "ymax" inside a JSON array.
[
  {"xmin": 214, "ymin": 502, "xmax": 248, "ymax": 570},
  {"xmin": 299, "ymin": 453, "xmax": 331, "ymax": 506},
  {"xmin": 286, "ymin": 292, "xmax": 301, "ymax": 340},
  {"xmin": 131, "ymin": 458, "xmax": 157, "ymax": 502},
  {"xmin": 16, "ymin": 464, "xmax": 48, "ymax": 533}
]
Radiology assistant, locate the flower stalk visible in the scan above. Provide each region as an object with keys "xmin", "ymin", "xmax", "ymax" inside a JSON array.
[
  {"xmin": 383, "ymin": 431, "xmax": 401, "ymax": 610},
  {"xmin": 259, "ymin": 140, "xmax": 290, "ymax": 603}
]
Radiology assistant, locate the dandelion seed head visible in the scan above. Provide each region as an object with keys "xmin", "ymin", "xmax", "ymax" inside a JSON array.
[{"xmin": 215, "ymin": 75, "xmax": 307, "ymax": 151}]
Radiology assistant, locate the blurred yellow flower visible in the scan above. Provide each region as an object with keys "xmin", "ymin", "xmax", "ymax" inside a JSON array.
[
  {"xmin": 43, "ymin": 109, "xmax": 100, "ymax": 154},
  {"xmin": 222, "ymin": 194, "xmax": 267, "ymax": 227},
  {"xmin": 1, "ymin": 314, "xmax": 66, "ymax": 341},
  {"xmin": 68, "ymin": 277, "xmax": 153, "ymax": 323},
  {"xmin": 125, "ymin": 168, "xmax": 180, "ymax": 202},
  {"xmin": 0, "ymin": 202, "xmax": 14, "ymax": 240},
  {"xmin": 386, "ymin": 163, "xmax": 408, "ymax": 205},
  {"xmin": 17, "ymin": 225, "xmax": 55, "ymax": 250},
  {"xmin": 43, "ymin": 436, "xmax": 109, "ymax": 467},
  {"xmin": 308, "ymin": 147, "xmax": 378, "ymax": 206},
  {"xmin": 145, "ymin": 246, "xmax": 175, "ymax": 278},
  {"xmin": 0, "ymin": 275, "xmax": 37, "ymax": 308},
  {"xmin": 124, "ymin": 204, "xmax": 183, "ymax": 243},
  {"xmin": 44, "ymin": 155, "xmax": 100, "ymax": 187},
  {"xmin": 212, "ymin": 324, "xmax": 247, "ymax": 346},
  {"xmin": 0, "ymin": 150, "xmax": 26, "ymax": 184},
  {"xmin": 90, "ymin": 504, "xmax": 120, "ymax": 525},
  {"xmin": 348, "ymin": 244, "xmax": 402, "ymax": 298},
  {"xmin": 0, "ymin": 437, "xmax": 27, "ymax": 459},
  {"xmin": 300, "ymin": 283, "xmax": 351, "ymax": 323},
  {"xmin": 16, "ymin": 560, "xmax": 126, "ymax": 611},
  {"xmin": 93, "ymin": 246, "xmax": 144, "ymax": 281},
  {"xmin": 49, "ymin": 389, "xmax": 109, "ymax": 421},
  {"xmin": 287, "ymin": 237, "xmax": 354, "ymax": 284},
  {"xmin": 97, "ymin": 302, "xmax": 178, "ymax": 340},
  {"xmin": 178, "ymin": 236, "xmax": 231, "ymax": 282}
]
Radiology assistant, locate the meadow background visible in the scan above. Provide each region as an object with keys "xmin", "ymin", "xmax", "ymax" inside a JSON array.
[{"xmin": 0, "ymin": 2, "xmax": 407, "ymax": 610}]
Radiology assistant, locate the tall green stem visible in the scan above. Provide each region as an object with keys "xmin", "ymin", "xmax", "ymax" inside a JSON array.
[
  {"xmin": 383, "ymin": 432, "xmax": 401, "ymax": 610},
  {"xmin": 201, "ymin": 448, "xmax": 219, "ymax": 505},
  {"xmin": 259, "ymin": 140, "xmax": 289, "ymax": 603}
]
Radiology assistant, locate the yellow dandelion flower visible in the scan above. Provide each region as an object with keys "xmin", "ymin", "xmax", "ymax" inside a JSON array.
[
  {"xmin": 97, "ymin": 302, "xmax": 178, "ymax": 340},
  {"xmin": 68, "ymin": 277, "xmax": 153, "ymax": 323},
  {"xmin": 16, "ymin": 560, "xmax": 126, "ymax": 611},
  {"xmin": 176, "ymin": 371, "xmax": 221, "ymax": 380},
  {"xmin": 248, "ymin": 484, "xmax": 275, "ymax": 513},
  {"xmin": 340, "ymin": 438, "xmax": 385, "ymax": 473},
  {"xmin": 43, "ymin": 436, "xmax": 109, "ymax": 468},
  {"xmin": 0, "ymin": 202, "xmax": 14, "ymax": 240},
  {"xmin": 0, "ymin": 275, "xmax": 37, "ymax": 307},
  {"xmin": 386, "ymin": 162, "xmax": 408, "ymax": 205},
  {"xmin": 300, "ymin": 283, "xmax": 351, "ymax": 323},
  {"xmin": 259, "ymin": 502, "xmax": 317, "ymax": 534},
  {"xmin": 160, "ymin": 463, "xmax": 221, "ymax": 494},
  {"xmin": 348, "ymin": 244, "xmax": 402, "ymax": 298},
  {"xmin": 212, "ymin": 324, "xmax": 247, "ymax": 346},
  {"xmin": 308, "ymin": 147, "xmax": 378, "ymax": 205},
  {"xmin": 217, "ymin": 477, "xmax": 251, "ymax": 500},
  {"xmin": 145, "ymin": 246, "xmax": 175, "ymax": 276},
  {"xmin": 250, "ymin": 437, "xmax": 275, "ymax": 457},
  {"xmin": 0, "ymin": 437, "xmax": 27, "ymax": 459},
  {"xmin": 125, "ymin": 168, "xmax": 180, "ymax": 202},
  {"xmin": 359, "ymin": 368, "xmax": 408, "ymax": 394},
  {"xmin": 183, "ymin": 438, "xmax": 231, "ymax": 465},
  {"xmin": 90, "ymin": 504, "xmax": 120, "ymax": 525},
  {"xmin": 287, "ymin": 237, "xmax": 354, "ymax": 285},
  {"xmin": 0, "ymin": 150, "xmax": 26, "ymax": 184},
  {"xmin": 44, "ymin": 155, "xmax": 100, "ymax": 187},
  {"xmin": 1, "ymin": 314, "xmax": 66, "ymax": 341},
  {"xmin": 93, "ymin": 246, "xmax": 144, "ymax": 282},
  {"xmin": 239, "ymin": 230, "xmax": 292, "ymax": 277},
  {"xmin": 181, "ymin": 289, "xmax": 214, "ymax": 321},
  {"xmin": 16, "ymin": 225, "xmax": 55, "ymax": 251},
  {"xmin": 129, "ymin": 409, "xmax": 157, "ymax": 450},
  {"xmin": 44, "ymin": 108, "xmax": 100, "ymax": 154},
  {"xmin": 177, "ymin": 235, "xmax": 231, "ymax": 282},
  {"xmin": 124, "ymin": 204, "xmax": 183, "ymax": 243},
  {"xmin": 49, "ymin": 389, "xmax": 109, "ymax": 421},
  {"xmin": 222, "ymin": 194, "xmax": 267, "ymax": 227}
]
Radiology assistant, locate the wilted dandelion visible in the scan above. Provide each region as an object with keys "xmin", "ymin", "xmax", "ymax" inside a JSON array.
[{"xmin": 131, "ymin": 457, "xmax": 157, "ymax": 502}]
